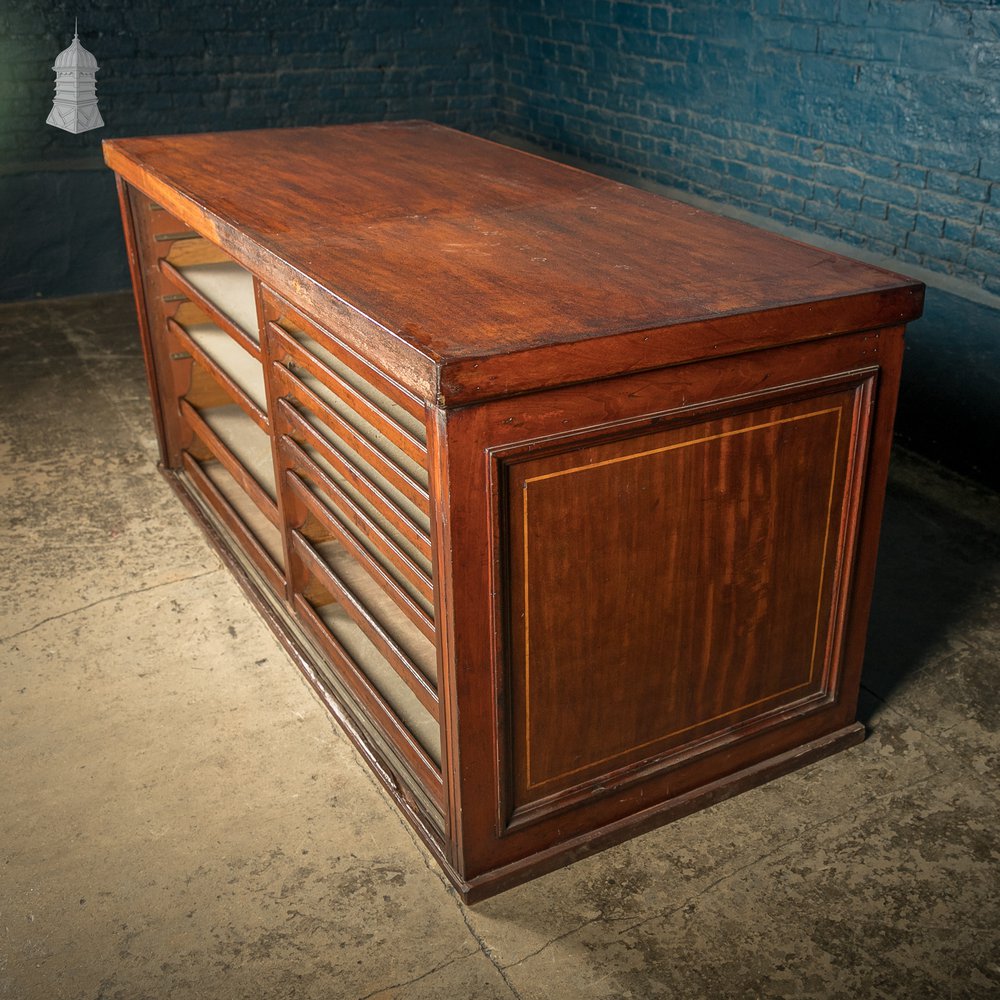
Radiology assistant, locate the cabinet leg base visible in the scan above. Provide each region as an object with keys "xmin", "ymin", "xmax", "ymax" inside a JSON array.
[{"xmin": 446, "ymin": 722, "xmax": 865, "ymax": 904}]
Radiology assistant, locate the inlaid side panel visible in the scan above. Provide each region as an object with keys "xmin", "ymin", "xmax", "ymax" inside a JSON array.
[{"xmin": 501, "ymin": 377, "xmax": 873, "ymax": 822}]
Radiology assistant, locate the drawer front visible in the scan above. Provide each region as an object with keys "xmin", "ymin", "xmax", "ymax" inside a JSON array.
[
  {"xmin": 260, "ymin": 286, "xmax": 443, "ymax": 804},
  {"xmin": 124, "ymin": 192, "xmax": 285, "ymax": 595}
]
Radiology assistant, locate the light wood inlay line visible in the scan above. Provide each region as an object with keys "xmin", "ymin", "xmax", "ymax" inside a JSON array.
[{"xmin": 523, "ymin": 405, "xmax": 844, "ymax": 790}]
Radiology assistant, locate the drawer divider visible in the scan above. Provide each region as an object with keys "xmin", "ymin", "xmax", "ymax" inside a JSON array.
[
  {"xmin": 272, "ymin": 363, "xmax": 429, "ymax": 515},
  {"xmin": 180, "ymin": 451, "xmax": 284, "ymax": 594},
  {"xmin": 267, "ymin": 320, "xmax": 428, "ymax": 465},
  {"xmin": 169, "ymin": 317, "xmax": 268, "ymax": 430},
  {"xmin": 293, "ymin": 593, "xmax": 444, "ymax": 802},
  {"xmin": 287, "ymin": 468, "xmax": 435, "ymax": 641},
  {"xmin": 180, "ymin": 399, "xmax": 279, "ymax": 527},
  {"xmin": 292, "ymin": 531, "xmax": 439, "ymax": 717},
  {"xmin": 279, "ymin": 434, "xmax": 433, "ymax": 597},
  {"xmin": 277, "ymin": 400, "xmax": 432, "ymax": 563},
  {"xmin": 160, "ymin": 258, "xmax": 262, "ymax": 361}
]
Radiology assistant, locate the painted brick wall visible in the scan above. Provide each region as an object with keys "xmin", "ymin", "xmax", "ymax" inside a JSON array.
[
  {"xmin": 0, "ymin": 0, "xmax": 493, "ymax": 299},
  {"xmin": 491, "ymin": 0, "xmax": 1000, "ymax": 295},
  {"xmin": 2, "ymin": 0, "xmax": 998, "ymax": 484}
]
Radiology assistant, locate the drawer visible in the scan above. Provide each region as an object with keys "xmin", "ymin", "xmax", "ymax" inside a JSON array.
[
  {"xmin": 160, "ymin": 257, "xmax": 261, "ymax": 359},
  {"xmin": 282, "ymin": 435, "xmax": 434, "ymax": 637},
  {"xmin": 259, "ymin": 287, "xmax": 442, "ymax": 809},
  {"xmin": 292, "ymin": 552, "xmax": 443, "ymax": 808},
  {"xmin": 293, "ymin": 529, "xmax": 437, "ymax": 711},
  {"xmin": 169, "ymin": 349, "xmax": 283, "ymax": 590},
  {"xmin": 261, "ymin": 285, "xmax": 425, "ymax": 440},
  {"xmin": 180, "ymin": 448, "xmax": 285, "ymax": 595},
  {"xmin": 168, "ymin": 307, "xmax": 268, "ymax": 429},
  {"xmin": 271, "ymin": 364, "xmax": 430, "ymax": 521}
]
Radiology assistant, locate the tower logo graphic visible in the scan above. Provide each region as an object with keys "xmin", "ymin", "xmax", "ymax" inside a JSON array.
[{"xmin": 46, "ymin": 20, "xmax": 104, "ymax": 134}]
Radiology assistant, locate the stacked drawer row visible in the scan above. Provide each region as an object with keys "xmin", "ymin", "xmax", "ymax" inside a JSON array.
[
  {"xmin": 263, "ymin": 289, "xmax": 442, "ymax": 799},
  {"xmin": 134, "ymin": 195, "xmax": 444, "ymax": 829}
]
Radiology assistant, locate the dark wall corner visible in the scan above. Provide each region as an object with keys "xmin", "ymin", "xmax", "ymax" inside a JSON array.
[
  {"xmin": 0, "ymin": 168, "xmax": 129, "ymax": 300},
  {"xmin": 897, "ymin": 288, "xmax": 1000, "ymax": 493}
]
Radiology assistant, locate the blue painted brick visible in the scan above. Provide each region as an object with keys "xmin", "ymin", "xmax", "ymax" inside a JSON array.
[
  {"xmin": 868, "ymin": 238, "xmax": 898, "ymax": 258},
  {"xmin": 965, "ymin": 248, "xmax": 1000, "ymax": 273},
  {"xmin": 898, "ymin": 33, "xmax": 967, "ymax": 73},
  {"xmin": 921, "ymin": 256, "xmax": 955, "ymax": 276},
  {"xmin": 850, "ymin": 213, "xmax": 898, "ymax": 244},
  {"xmin": 650, "ymin": 6, "xmax": 670, "ymax": 33},
  {"xmin": 888, "ymin": 206, "xmax": 917, "ymax": 232},
  {"xmin": 975, "ymin": 227, "xmax": 1000, "ymax": 253},
  {"xmin": 785, "ymin": 174, "xmax": 814, "ymax": 198},
  {"xmin": 818, "ymin": 25, "xmax": 873, "ymax": 59},
  {"xmin": 906, "ymin": 231, "xmax": 948, "ymax": 257},
  {"xmin": 865, "ymin": 178, "xmax": 918, "ymax": 208},
  {"xmin": 894, "ymin": 246, "xmax": 924, "ymax": 267},
  {"xmin": 146, "ymin": 32, "xmax": 208, "ymax": 57},
  {"xmin": 586, "ymin": 23, "xmax": 620, "ymax": 48},
  {"xmin": 770, "ymin": 208, "xmax": 801, "ymax": 228},
  {"xmin": 770, "ymin": 189, "xmax": 805, "ymax": 213},
  {"xmin": 550, "ymin": 19, "xmax": 585, "ymax": 45},
  {"xmin": 869, "ymin": 0, "xmax": 933, "ymax": 33},
  {"xmin": 927, "ymin": 170, "xmax": 961, "ymax": 195},
  {"xmin": 817, "ymin": 165, "xmax": 865, "ymax": 191},
  {"xmin": 612, "ymin": 1, "xmax": 649, "ymax": 31},
  {"xmin": 920, "ymin": 190, "xmax": 985, "ymax": 225},
  {"xmin": 897, "ymin": 165, "xmax": 928, "ymax": 189},
  {"xmin": 822, "ymin": 144, "xmax": 894, "ymax": 179},
  {"xmin": 861, "ymin": 197, "xmax": 888, "ymax": 219},
  {"xmin": 911, "ymin": 146, "xmax": 980, "ymax": 175},
  {"xmin": 958, "ymin": 176, "xmax": 992, "ymax": 202},
  {"xmin": 815, "ymin": 221, "xmax": 844, "ymax": 241},
  {"xmin": 620, "ymin": 27, "xmax": 663, "ymax": 58},
  {"xmin": 779, "ymin": 0, "xmax": 835, "ymax": 21},
  {"xmin": 944, "ymin": 219, "xmax": 976, "ymax": 244},
  {"xmin": 981, "ymin": 160, "xmax": 1000, "ymax": 183},
  {"xmin": 669, "ymin": 9, "xmax": 709, "ymax": 37},
  {"xmin": 812, "ymin": 183, "xmax": 839, "ymax": 205},
  {"xmin": 807, "ymin": 197, "xmax": 843, "ymax": 224},
  {"xmin": 915, "ymin": 213, "xmax": 945, "ymax": 237},
  {"xmin": 769, "ymin": 131, "xmax": 801, "ymax": 156},
  {"xmin": 724, "ymin": 176, "xmax": 762, "ymax": 201},
  {"xmin": 839, "ymin": 229, "xmax": 869, "ymax": 249}
]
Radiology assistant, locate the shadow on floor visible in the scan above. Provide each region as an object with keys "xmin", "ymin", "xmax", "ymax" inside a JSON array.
[{"xmin": 860, "ymin": 455, "xmax": 1000, "ymax": 720}]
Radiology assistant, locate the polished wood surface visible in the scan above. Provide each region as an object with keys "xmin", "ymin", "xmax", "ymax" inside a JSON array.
[
  {"xmin": 104, "ymin": 123, "xmax": 922, "ymax": 404},
  {"xmin": 107, "ymin": 123, "xmax": 921, "ymax": 902},
  {"xmin": 505, "ymin": 382, "xmax": 866, "ymax": 810},
  {"xmin": 433, "ymin": 327, "xmax": 902, "ymax": 890}
]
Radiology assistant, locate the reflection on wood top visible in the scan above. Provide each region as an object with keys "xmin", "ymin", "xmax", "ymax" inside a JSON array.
[{"xmin": 105, "ymin": 121, "xmax": 924, "ymax": 402}]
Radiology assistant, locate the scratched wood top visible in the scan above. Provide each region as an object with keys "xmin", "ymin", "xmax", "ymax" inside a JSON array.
[{"xmin": 105, "ymin": 122, "xmax": 923, "ymax": 404}]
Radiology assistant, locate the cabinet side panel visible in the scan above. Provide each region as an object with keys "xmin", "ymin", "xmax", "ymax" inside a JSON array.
[
  {"xmin": 501, "ymin": 379, "xmax": 871, "ymax": 820},
  {"xmin": 114, "ymin": 177, "xmax": 173, "ymax": 463},
  {"xmin": 438, "ymin": 329, "xmax": 896, "ymax": 886}
]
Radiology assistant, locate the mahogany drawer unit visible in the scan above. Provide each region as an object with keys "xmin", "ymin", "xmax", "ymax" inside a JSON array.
[{"xmin": 104, "ymin": 121, "xmax": 924, "ymax": 902}]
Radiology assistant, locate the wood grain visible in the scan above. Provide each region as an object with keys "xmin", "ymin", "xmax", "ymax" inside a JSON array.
[
  {"xmin": 504, "ymin": 381, "xmax": 867, "ymax": 812},
  {"xmin": 104, "ymin": 123, "xmax": 923, "ymax": 405}
]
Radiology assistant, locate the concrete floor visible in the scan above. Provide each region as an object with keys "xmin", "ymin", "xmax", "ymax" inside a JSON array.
[{"xmin": 1, "ymin": 292, "xmax": 998, "ymax": 1000}]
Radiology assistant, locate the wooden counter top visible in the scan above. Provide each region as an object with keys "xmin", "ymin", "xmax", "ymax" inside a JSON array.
[{"xmin": 105, "ymin": 121, "xmax": 923, "ymax": 405}]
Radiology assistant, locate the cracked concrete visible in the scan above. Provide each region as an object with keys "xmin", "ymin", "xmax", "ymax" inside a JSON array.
[{"xmin": 1, "ymin": 292, "xmax": 999, "ymax": 999}]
